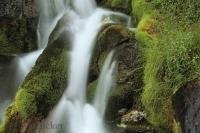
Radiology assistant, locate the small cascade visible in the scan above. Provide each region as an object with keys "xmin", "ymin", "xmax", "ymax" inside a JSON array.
[
  {"xmin": 1, "ymin": 0, "xmax": 132, "ymax": 131},
  {"xmin": 15, "ymin": 0, "xmax": 69, "ymax": 87},
  {"xmin": 93, "ymin": 51, "xmax": 117, "ymax": 117},
  {"xmin": 38, "ymin": 0, "xmax": 131, "ymax": 133}
]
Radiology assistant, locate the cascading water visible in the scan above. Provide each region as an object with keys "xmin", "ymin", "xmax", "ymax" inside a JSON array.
[
  {"xmin": 37, "ymin": 0, "xmax": 131, "ymax": 133},
  {"xmin": 94, "ymin": 51, "xmax": 117, "ymax": 117},
  {"xmin": 0, "ymin": 0, "xmax": 131, "ymax": 130},
  {"xmin": 15, "ymin": 0, "xmax": 69, "ymax": 86}
]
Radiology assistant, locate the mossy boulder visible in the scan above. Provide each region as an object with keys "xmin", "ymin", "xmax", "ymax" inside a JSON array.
[
  {"xmin": 132, "ymin": 0, "xmax": 200, "ymax": 131},
  {"xmin": 88, "ymin": 24, "xmax": 152, "ymax": 132},
  {"xmin": 0, "ymin": 28, "xmax": 69, "ymax": 133}
]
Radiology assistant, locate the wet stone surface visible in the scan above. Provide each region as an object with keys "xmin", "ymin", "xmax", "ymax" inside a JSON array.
[{"xmin": 173, "ymin": 79, "xmax": 200, "ymax": 133}]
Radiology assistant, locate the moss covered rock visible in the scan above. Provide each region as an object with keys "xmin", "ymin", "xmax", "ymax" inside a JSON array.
[
  {"xmin": 87, "ymin": 24, "xmax": 153, "ymax": 132},
  {"xmin": 132, "ymin": 0, "xmax": 200, "ymax": 132},
  {"xmin": 0, "ymin": 28, "xmax": 69, "ymax": 133}
]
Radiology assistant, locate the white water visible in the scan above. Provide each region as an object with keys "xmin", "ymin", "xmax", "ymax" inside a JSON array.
[
  {"xmin": 94, "ymin": 51, "xmax": 117, "ymax": 117},
  {"xmin": 0, "ymin": 100, "xmax": 11, "ymax": 122},
  {"xmin": 1, "ymin": 0, "xmax": 131, "ymax": 131},
  {"xmin": 38, "ymin": 0, "xmax": 131, "ymax": 133}
]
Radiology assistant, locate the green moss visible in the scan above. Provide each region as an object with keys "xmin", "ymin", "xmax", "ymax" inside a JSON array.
[
  {"xmin": 14, "ymin": 90, "xmax": 37, "ymax": 118},
  {"xmin": 141, "ymin": 19, "xmax": 200, "ymax": 132},
  {"xmin": 0, "ymin": 28, "xmax": 7, "ymax": 45},
  {"xmin": 111, "ymin": 0, "xmax": 122, "ymax": 6},
  {"xmin": 132, "ymin": 0, "xmax": 156, "ymax": 23},
  {"xmin": 0, "ymin": 32, "xmax": 68, "ymax": 131},
  {"xmin": 87, "ymin": 80, "xmax": 98, "ymax": 103},
  {"xmin": 149, "ymin": 0, "xmax": 200, "ymax": 25},
  {"xmin": 132, "ymin": 0, "xmax": 200, "ymax": 131}
]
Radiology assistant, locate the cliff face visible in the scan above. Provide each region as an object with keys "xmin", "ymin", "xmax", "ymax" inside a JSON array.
[
  {"xmin": 0, "ymin": 0, "xmax": 37, "ymax": 18},
  {"xmin": 0, "ymin": 0, "xmax": 37, "ymax": 56}
]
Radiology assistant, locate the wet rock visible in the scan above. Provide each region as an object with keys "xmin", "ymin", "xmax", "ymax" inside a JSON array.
[
  {"xmin": 115, "ymin": 124, "xmax": 156, "ymax": 133},
  {"xmin": 113, "ymin": 110, "xmax": 156, "ymax": 133},
  {"xmin": 88, "ymin": 24, "xmax": 144, "ymax": 129},
  {"xmin": 121, "ymin": 110, "xmax": 146, "ymax": 124},
  {"xmin": 173, "ymin": 78, "xmax": 200, "ymax": 133}
]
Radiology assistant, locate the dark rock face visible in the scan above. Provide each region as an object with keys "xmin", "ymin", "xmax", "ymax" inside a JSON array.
[
  {"xmin": 0, "ymin": 17, "xmax": 38, "ymax": 55},
  {"xmin": 173, "ymin": 78, "xmax": 200, "ymax": 133},
  {"xmin": 96, "ymin": 0, "xmax": 132, "ymax": 14},
  {"xmin": 0, "ymin": 56, "xmax": 16, "ymax": 101},
  {"xmin": 0, "ymin": 0, "xmax": 37, "ymax": 18},
  {"xmin": 0, "ymin": 0, "xmax": 38, "ymax": 56},
  {"xmin": 0, "ymin": 56, "xmax": 16, "ymax": 122}
]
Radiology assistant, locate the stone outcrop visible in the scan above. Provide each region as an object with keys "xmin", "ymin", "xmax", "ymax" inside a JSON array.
[
  {"xmin": 0, "ymin": 0, "xmax": 38, "ymax": 56},
  {"xmin": 87, "ymin": 24, "xmax": 156, "ymax": 132},
  {"xmin": 0, "ymin": 0, "xmax": 37, "ymax": 18},
  {"xmin": 173, "ymin": 78, "xmax": 200, "ymax": 133}
]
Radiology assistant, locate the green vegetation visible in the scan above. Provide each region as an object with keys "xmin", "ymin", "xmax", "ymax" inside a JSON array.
[
  {"xmin": 1, "ymin": 0, "xmax": 199, "ymax": 132},
  {"xmin": 0, "ymin": 36, "xmax": 68, "ymax": 132},
  {"xmin": 132, "ymin": 0, "xmax": 200, "ymax": 131}
]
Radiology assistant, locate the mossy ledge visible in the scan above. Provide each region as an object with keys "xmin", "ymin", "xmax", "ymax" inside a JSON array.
[
  {"xmin": 132, "ymin": 0, "xmax": 200, "ymax": 132},
  {"xmin": 0, "ymin": 34, "xmax": 68, "ymax": 133}
]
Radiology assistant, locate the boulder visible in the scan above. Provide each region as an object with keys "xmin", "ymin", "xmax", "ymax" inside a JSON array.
[
  {"xmin": 87, "ymin": 24, "xmax": 151, "ymax": 132},
  {"xmin": 173, "ymin": 78, "xmax": 200, "ymax": 133}
]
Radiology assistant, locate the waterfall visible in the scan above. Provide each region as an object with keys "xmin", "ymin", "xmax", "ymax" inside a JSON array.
[
  {"xmin": 14, "ymin": 0, "xmax": 69, "ymax": 88},
  {"xmin": 0, "ymin": 0, "xmax": 131, "ymax": 131},
  {"xmin": 37, "ymin": 0, "xmax": 131, "ymax": 133},
  {"xmin": 93, "ymin": 51, "xmax": 117, "ymax": 117}
]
